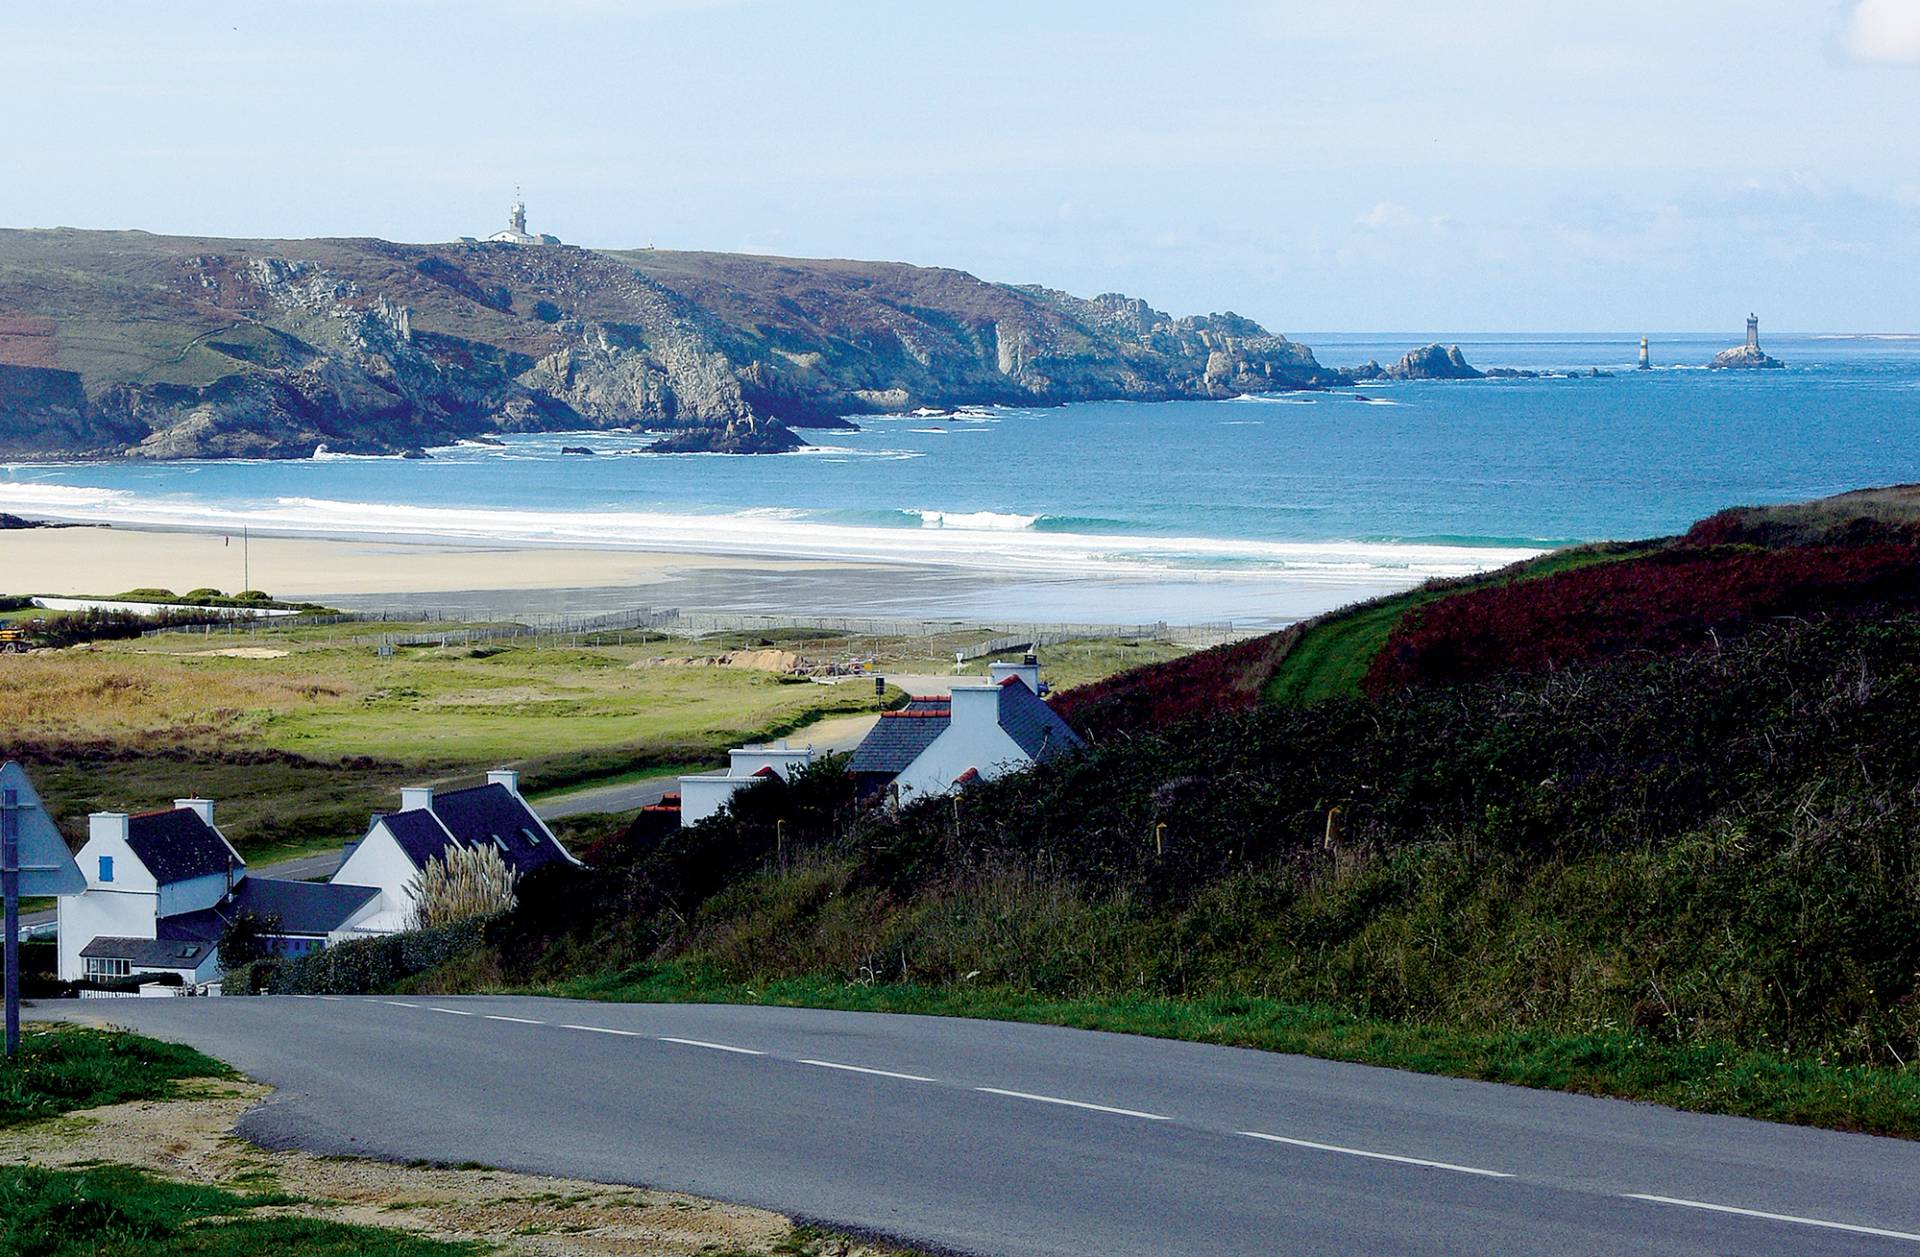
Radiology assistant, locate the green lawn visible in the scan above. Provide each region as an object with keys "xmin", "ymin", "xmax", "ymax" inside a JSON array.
[
  {"xmin": 0, "ymin": 1163, "xmax": 476, "ymax": 1257},
  {"xmin": 1262, "ymin": 544, "xmax": 1651, "ymax": 706},
  {"xmin": 0, "ymin": 1025, "xmax": 230, "ymax": 1128}
]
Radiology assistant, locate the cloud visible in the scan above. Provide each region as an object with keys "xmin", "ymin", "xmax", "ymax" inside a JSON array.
[
  {"xmin": 1356, "ymin": 200, "xmax": 1417, "ymax": 230},
  {"xmin": 1845, "ymin": 0, "xmax": 1920, "ymax": 63}
]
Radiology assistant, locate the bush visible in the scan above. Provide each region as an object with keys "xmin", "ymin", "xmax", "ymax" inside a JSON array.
[
  {"xmin": 257, "ymin": 917, "xmax": 496, "ymax": 995},
  {"xmin": 1052, "ymin": 629, "xmax": 1298, "ymax": 739}
]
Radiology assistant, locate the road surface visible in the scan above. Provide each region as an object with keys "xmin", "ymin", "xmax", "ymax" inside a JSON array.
[{"xmin": 40, "ymin": 994, "xmax": 1920, "ymax": 1256}]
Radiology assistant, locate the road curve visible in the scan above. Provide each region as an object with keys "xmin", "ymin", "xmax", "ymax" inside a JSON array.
[{"xmin": 38, "ymin": 994, "xmax": 1920, "ymax": 1256}]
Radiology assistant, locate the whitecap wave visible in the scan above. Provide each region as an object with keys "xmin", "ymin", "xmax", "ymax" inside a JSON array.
[{"xmin": 0, "ymin": 480, "xmax": 1540, "ymax": 585}]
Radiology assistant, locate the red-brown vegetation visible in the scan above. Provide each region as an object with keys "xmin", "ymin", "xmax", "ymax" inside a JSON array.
[
  {"xmin": 1364, "ymin": 543, "xmax": 1920, "ymax": 695},
  {"xmin": 1051, "ymin": 628, "xmax": 1297, "ymax": 738}
]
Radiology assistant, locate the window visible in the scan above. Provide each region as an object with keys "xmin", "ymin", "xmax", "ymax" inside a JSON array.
[
  {"xmin": 84, "ymin": 957, "xmax": 132, "ymax": 978},
  {"xmin": 97, "ymin": 855, "xmax": 113, "ymax": 883}
]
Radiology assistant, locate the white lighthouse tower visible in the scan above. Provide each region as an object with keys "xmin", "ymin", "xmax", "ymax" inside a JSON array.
[
  {"xmin": 1746, "ymin": 314, "xmax": 1760, "ymax": 352},
  {"xmin": 1638, "ymin": 336, "xmax": 1650, "ymax": 370}
]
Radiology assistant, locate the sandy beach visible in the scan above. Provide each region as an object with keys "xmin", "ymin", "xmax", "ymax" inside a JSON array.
[
  {"xmin": 0, "ymin": 526, "xmax": 844, "ymax": 600},
  {"xmin": 0, "ymin": 523, "xmax": 1401, "ymax": 625}
]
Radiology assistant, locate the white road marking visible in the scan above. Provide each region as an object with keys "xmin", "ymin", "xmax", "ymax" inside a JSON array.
[
  {"xmin": 658, "ymin": 1036, "xmax": 766, "ymax": 1056},
  {"xmin": 1623, "ymin": 1194, "xmax": 1920, "ymax": 1244},
  {"xmin": 484, "ymin": 1014, "xmax": 545, "ymax": 1025},
  {"xmin": 975, "ymin": 1087, "xmax": 1169, "ymax": 1121},
  {"xmin": 316, "ymin": 995, "xmax": 342, "ymax": 1002},
  {"xmin": 800, "ymin": 1059, "xmax": 936, "ymax": 1082},
  {"xmin": 561, "ymin": 1023, "xmax": 642, "ymax": 1037},
  {"xmin": 380, "ymin": 1000, "xmax": 420, "ymax": 1009},
  {"xmin": 429, "ymin": 1007, "xmax": 474, "ymax": 1017},
  {"xmin": 1239, "ymin": 1131, "xmax": 1513, "ymax": 1179}
]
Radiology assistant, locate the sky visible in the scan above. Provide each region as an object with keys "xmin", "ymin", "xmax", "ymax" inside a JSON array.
[{"xmin": 3, "ymin": 0, "xmax": 1917, "ymax": 332}]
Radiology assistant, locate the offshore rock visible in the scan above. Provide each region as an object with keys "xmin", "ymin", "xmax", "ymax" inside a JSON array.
[{"xmin": 1708, "ymin": 344, "xmax": 1785, "ymax": 370}]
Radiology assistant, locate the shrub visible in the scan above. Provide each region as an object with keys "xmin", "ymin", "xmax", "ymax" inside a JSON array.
[
  {"xmin": 406, "ymin": 844, "xmax": 518, "ymax": 930},
  {"xmin": 1052, "ymin": 628, "xmax": 1298, "ymax": 739},
  {"xmin": 259, "ymin": 917, "xmax": 495, "ymax": 995}
]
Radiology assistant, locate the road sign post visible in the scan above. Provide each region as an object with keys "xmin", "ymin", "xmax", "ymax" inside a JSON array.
[
  {"xmin": 4, "ymin": 786, "xmax": 21, "ymax": 1057},
  {"xmin": 0, "ymin": 763, "xmax": 85, "ymax": 1058}
]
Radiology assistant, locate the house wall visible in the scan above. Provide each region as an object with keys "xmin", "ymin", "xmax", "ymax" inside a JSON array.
[
  {"xmin": 331, "ymin": 823, "xmax": 425, "ymax": 933},
  {"xmin": 892, "ymin": 687, "xmax": 1031, "ymax": 803},
  {"xmin": 679, "ymin": 775, "xmax": 752, "ymax": 826},
  {"xmin": 58, "ymin": 818, "xmax": 158, "ymax": 981},
  {"xmin": 156, "ymin": 870, "xmax": 233, "ymax": 919}
]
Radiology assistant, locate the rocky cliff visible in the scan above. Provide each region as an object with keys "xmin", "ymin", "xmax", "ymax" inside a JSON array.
[
  {"xmin": 0, "ymin": 229, "xmax": 1350, "ymax": 459},
  {"xmin": 1708, "ymin": 344, "xmax": 1785, "ymax": 370}
]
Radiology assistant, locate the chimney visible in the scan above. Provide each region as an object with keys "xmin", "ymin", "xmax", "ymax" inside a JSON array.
[
  {"xmin": 989, "ymin": 654, "xmax": 1041, "ymax": 692},
  {"xmin": 400, "ymin": 785, "xmax": 435, "ymax": 812},
  {"xmin": 89, "ymin": 811, "xmax": 130, "ymax": 845},
  {"xmin": 174, "ymin": 797, "xmax": 215, "ymax": 827},
  {"xmin": 948, "ymin": 682, "xmax": 1001, "ymax": 731},
  {"xmin": 485, "ymin": 769, "xmax": 520, "ymax": 796}
]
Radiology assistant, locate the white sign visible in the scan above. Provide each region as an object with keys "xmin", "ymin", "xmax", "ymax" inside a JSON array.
[{"xmin": 0, "ymin": 761, "xmax": 84, "ymax": 896}]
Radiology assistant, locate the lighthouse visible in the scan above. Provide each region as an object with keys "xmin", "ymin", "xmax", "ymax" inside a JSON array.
[
  {"xmin": 1746, "ymin": 314, "xmax": 1760, "ymax": 351},
  {"xmin": 1638, "ymin": 336, "xmax": 1650, "ymax": 370}
]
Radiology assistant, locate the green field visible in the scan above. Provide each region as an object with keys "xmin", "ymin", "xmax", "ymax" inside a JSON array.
[{"xmin": 0, "ymin": 618, "xmax": 1185, "ymax": 862}]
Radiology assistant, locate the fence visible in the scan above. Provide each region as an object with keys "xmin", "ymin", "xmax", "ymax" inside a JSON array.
[{"xmin": 144, "ymin": 603, "xmax": 1250, "ymax": 650}]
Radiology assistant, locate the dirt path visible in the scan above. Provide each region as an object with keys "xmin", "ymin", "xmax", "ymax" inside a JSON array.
[{"xmin": 0, "ymin": 1073, "xmax": 895, "ymax": 1256}]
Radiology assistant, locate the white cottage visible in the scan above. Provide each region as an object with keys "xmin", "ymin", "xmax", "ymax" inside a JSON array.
[
  {"xmin": 332, "ymin": 770, "xmax": 580, "ymax": 931},
  {"xmin": 677, "ymin": 743, "xmax": 816, "ymax": 827},
  {"xmin": 57, "ymin": 799, "xmax": 382, "ymax": 984},
  {"xmin": 847, "ymin": 655, "xmax": 1083, "ymax": 805}
]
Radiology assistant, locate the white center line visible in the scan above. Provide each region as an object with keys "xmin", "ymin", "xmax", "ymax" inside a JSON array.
[
  {"xmin": 1238, "ymin": 1131, "xmax": 1513, "ymax": 1179},
  {"xmin": 316, "ymin": 995, "xmax": 342, "ymax": 1002},
  {"xmin": 380, "ymin": 1000, "xmax": 420, "ymax": 1009},
  {"xmin": 800, "ymin": 1059, "xmax": 936, "ymax": 1082},
  {"xmin": 1623, "ymin": 1194, "xmax": 1920, "ymax": 1244},
  {"xmin": 429, "ymin": 1007, "xmax": 474, "ymax": 1017},
  {"xmin": 975, "ymin": 1087, "xmax": 1169, "ymax": 1121},
  {"xmin": 484, "ymin": 1014, "xmax": 545, "ymax": 1025},
  {"xmin": 561, "ymin": 1023, "xmax": 642, "ymax": 1037},
  {"xmin": 658, "ymin": 1036, "xmax": 766, "ymax": 1056}
]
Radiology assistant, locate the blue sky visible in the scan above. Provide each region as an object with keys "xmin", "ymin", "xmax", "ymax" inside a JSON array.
[{"xmin": 4, "ymin": 1, "xmax": 1917, "ymax": 331}]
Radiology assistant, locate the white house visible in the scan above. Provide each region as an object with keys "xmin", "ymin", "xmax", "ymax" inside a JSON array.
[
  {"xmin": 332, "ymin": 770, "xmax": 580, "ymax": 932},
  {"xmin": 677, "ymin": 742, "xmax": 816, "ymax": 827},
  {"xmin": 848, "ymin": 655, "xmax": 1083, "ymax": 805},
  {"xmin": 57, "ymin": 799, "xmax": 382, "ymax": 984}
]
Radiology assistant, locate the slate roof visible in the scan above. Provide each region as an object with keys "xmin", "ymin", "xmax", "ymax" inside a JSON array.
[
  {"xmin": 849, "ymin": 699, "xmax": 951, "ymax": 775},
  {"xmin": 376, "ymin": 783, "xmax": 575, "ymax": 875},
  {"xmin": 160, "ymin": 876, "xmax": 381, "ymax": 941},
  {"xmin": 996, "ymin": 676, "xmax": 1085, "ymax": 763},
  {"xmin": 124, "ymin": 808, "xmax": 236, "ymax": 886},
  {"xmin": 80, "ymin": 935, "xmax": 213, "ymax": 969}
]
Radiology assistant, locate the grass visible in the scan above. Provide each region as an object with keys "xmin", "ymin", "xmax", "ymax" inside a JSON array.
[
  {"xmin": 0, "ymin": 1025, "xmax": 230, "ymax": 1128},
  {"xmin": 1262, "ymin": 544, "xmax": 1649, "ymax": 706},
  {"xmin": 2, "ymin": 622, "xmax": 1185, "ymax": 861},
  {"xmin": 548, "ymin": 964, "xmax": 1920, "ymax": 1138},
  {"xmin": 0, "ymin": 1163, "xmax": 476, "ymax": 1256}
]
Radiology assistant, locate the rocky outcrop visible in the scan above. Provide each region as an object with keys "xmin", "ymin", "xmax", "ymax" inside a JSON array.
[
  {"xmin": 1709, "ymin": 344, "xmax": 1784, "ymax": 370},
  {"xmin": 647, "ymin": 417, "xmax": 808, "ymax": 454},
  {"xmin": 1351, "ymin": 343, "xmax": 1485, "ymax": 381}
]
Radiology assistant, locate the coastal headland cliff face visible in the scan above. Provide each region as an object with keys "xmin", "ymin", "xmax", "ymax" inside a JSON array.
[{"xmin": 0, "ymin": 229, "xmax": 1352, "ymax": 459}]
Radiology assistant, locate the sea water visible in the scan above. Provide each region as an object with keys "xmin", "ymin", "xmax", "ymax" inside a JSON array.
[{"xmin": 3, "ymin": 332, "xmax": 1917, "ymax": 624}]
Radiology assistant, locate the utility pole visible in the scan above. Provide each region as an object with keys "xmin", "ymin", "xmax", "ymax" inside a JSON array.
[
  {"xmin": 243, "ymin": 525, "xmax": 251, "ymax": 594},
  {"xmin": 3, "ymin": 786, "xmax": 20, "ymax": 1057}
]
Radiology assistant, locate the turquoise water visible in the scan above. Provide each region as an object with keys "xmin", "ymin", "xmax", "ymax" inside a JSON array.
[{"xmin": 4, "ymin": 331, "xmax": 1918, "ymax": 618}]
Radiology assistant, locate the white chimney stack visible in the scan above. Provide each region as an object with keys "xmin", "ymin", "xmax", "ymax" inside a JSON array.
[
  {"xmin": 174, "ymin": 797, "xmax": 215, "ymax": 827},
  {"xmin": 485, "ymin": 769, "xmax": 521, "ymax": 795},
  {"xmin": 88, "ymin": 811, "xmax": 130, "ymax": 845},
  {"xmin": 399, "ymin": 785, "xmax": 435, "ymax": 812},
  {"xmin": 989, "ymin": 653, "xmax": 1041, "ymax": 693},
  {"xmin": 948, "ymin": 682, "xmax": 1001, "ymax": 731}
]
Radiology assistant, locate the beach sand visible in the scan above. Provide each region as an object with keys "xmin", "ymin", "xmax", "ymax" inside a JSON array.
[
  {"xmin": 0, "ymin": 526, "xmax": 839, "ymax": 599},
  {"xmin": 0, "ymin": 524, "xmax": 1405, "ymax": 626}
]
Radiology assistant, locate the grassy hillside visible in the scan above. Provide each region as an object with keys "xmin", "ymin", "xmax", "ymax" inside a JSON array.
[{"xmin": 0, "ymin": 228, "xmax": 1337, "ymax": 458}]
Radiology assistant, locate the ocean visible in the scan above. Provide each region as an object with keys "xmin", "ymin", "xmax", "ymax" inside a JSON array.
[{"xmin": 5, "ymin": 331, "xmax": 1918, "ymax": 625}]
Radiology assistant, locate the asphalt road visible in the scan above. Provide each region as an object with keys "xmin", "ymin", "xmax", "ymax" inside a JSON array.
[{"xmin": 41, "ymin": 994, "xmax": 1920, "ymax": 1256}]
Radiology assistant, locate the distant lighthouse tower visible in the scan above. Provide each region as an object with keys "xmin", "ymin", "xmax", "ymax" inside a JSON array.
[
  {"xmin": 1746, "ymin": 313, "xmax": 1760, "ymax": 351},
  {"xmin": 1638, "ymin": 336, "xmax": 1650, "ymax": 370}
]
